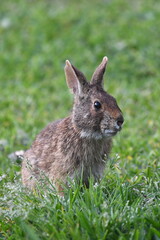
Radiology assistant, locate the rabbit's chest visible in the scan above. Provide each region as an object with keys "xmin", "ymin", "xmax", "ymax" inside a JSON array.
[
  {"xmin": 68, "ymin": 142, "xmax": 106, "ymax": 182},
  {"xmin": 70, "ymin": 155, "xmax": 105, "ymax": 184}
]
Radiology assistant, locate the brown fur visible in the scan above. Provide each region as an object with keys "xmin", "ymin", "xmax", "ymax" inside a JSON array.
[{"xmin": 21, "ymin": 57, "xmax": 124, "ymax": 193}]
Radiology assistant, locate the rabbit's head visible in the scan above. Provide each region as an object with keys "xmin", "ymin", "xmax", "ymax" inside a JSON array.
[{"xmin": 65, "ymin": 57, "xmax": 124, "ymax": 139}]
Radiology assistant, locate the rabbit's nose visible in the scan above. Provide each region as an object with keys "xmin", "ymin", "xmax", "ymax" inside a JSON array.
[{"xmin": 116, "ymin": 116, "xmax": 124, "ymax": 128}]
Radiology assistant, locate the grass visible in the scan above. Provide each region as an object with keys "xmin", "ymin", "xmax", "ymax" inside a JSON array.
[{"xmin": 0, "ymin": 0, "xmax": 160, "ymax": 239}]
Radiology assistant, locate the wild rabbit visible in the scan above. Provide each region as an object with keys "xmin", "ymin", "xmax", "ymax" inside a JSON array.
[{"xmin": 22, "ymin": 57, "xmax": 124, "ymax": 193}]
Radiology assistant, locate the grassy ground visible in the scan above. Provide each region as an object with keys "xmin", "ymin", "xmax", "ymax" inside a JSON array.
[{"xmin": 0, "ymin": 0, "xmax": 160, "ymax": 239}]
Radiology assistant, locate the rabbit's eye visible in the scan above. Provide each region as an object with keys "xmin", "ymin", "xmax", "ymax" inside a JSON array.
[{"xmin": 94, "ymin": 101, "xmax": 101, "ymax": 110}]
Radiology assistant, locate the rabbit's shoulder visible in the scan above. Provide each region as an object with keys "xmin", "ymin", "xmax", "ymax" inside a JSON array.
[
  {"xmin": 38, "ymin": 119, "xmax": 62, "ymax": 138},
  {"xmin": 31, "ymin": 119, "xmax": 63, "ymax": 148}
]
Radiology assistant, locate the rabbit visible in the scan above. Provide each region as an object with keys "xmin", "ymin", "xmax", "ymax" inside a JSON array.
[{"xmin": 21, "ymin": 56, "xmax": 124, "ymax": 193}]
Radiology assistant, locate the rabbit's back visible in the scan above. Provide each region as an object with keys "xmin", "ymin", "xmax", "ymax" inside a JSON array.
[{"xmin": 22, "ymin": 119, "xmax": 63, "ymax": 187}]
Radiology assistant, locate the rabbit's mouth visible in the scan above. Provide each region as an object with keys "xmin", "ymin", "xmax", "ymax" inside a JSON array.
[{"xmin": 103, "ymin": 129, "xmax": 118, "ymax": 137}]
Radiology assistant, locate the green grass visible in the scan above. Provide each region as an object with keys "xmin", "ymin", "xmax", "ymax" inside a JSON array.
[{"xmin": 0, "ymin": 0, "xmax": 160, "ymax": 239}]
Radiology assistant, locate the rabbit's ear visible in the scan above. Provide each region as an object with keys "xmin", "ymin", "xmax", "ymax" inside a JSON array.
[
  {"xmin": 65, "ymin": 60, "xmax": 89, "ymax": 95},
  {"xmin": 90, "ymin": 56, "xmax": 108, "ymax": 86}
]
